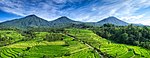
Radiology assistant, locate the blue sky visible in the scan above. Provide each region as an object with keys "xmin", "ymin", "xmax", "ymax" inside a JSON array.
[{"xmin": 0, "ymin": 0, "xmax": 150, "ymax": 25}]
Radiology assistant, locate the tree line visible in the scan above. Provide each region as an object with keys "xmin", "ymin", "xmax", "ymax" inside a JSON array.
[{"xmin": 91, "ymin": 24, "xmax": 150, "ymax": 49}]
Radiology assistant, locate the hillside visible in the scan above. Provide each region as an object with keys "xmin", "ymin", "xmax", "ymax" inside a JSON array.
[
  {"xmin": 0, "ymin": 28, "xmax": 150, "ymax": 58},
  {"xmin": 0, "ymin": 15, "xmax": 145, "ymax": 29},
  {"xmin": 0, "ymin": 15, "xmax": 82, "ymax": 28},
  {"xmin": 0, "ymin": 15, "xmax": 51, "ymax": 28},
  {"xmin": 97, "ymin": 16, "xmax": 129, "ymax": 26},
  {"xmin": 49, "ymin": 16, "xmax": 82, "ymax": 28},
  {"xmin": 0, "ymin": 30, "xmax": 100, "ymax": 58},
  {"xmin": 65, "ymin": 29, "xmax": 150, "ymax": 58}
]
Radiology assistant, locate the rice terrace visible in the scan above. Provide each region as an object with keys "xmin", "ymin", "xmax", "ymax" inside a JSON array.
[{"xmin": 0, "ymin": 0, "xmax": 150, "ymax": 58}]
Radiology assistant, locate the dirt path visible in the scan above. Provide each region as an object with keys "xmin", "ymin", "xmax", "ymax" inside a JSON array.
[
  {"xmin": 66, "ymin": 34, "xmax": 104, "ymax": 58},
  {"xmin": 84, "ymin": 43, "xmax": 104, "ymax": 58}
]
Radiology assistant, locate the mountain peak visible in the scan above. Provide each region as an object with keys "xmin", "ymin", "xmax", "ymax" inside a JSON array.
[
  {"xmin": 28, "ymin": 14, "xmax": 36, "ymax": 16},
  {"xmin": 53, "ymin": 16, "xmax": 75, "ymax": 22},
  {"xmin": 0, "ymin": 15, "xmax": 50, "ymax": 27},
  {"xmin": 108, "ymin": 16, "xmax": 117, "ymax": 18},
  {"xmin": 59, "ymin": 16, "xmax": 68, "ymax": 18},
  {"xmin": 22, "ymin": 14, "xmax": 45, "ymax": 21},
  {"xmin": 103, "ymin": 16, "xmax": 119, "ymax": 21},
  {"xmin": 97, "ymin": 16, "xmax": 128, "ymax": 26},
  {"xmin": 25, "ymin": 14, "xmax": 39, "ymax": 18},
  {"xmin": 56, "ymin": 16, "xmax": 70, "ymax": 20}
]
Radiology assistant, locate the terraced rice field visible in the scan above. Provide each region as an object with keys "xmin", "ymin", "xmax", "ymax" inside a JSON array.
[
  {"xmin": 0, "ymin": 48, "xmax": 24, "ymax": 58},
  {"xmin": 66, "ymin": 29, "xmax": 150, "ymax": 58},
  {"xmin": 0, "ymin": 32, "xmax": 100, "ymax": 58},
  {"xmin": 1, "ymin": 29, "xmax": 149, "ymax": 58},
  {"xmin": 0, "ymin": 30, "xmax": 24, "ymax": 46}
]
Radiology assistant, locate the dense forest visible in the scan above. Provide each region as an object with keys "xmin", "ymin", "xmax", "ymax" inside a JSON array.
[{"xmin": 91, "ymin": 24, "xmax": 150, "ymax": 49}]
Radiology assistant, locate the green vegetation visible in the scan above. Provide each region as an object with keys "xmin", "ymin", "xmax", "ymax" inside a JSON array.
[
  {"xmin": 92, "ymin": 24, "xmax": 150, "ymax": 49},
  {"xmin": 23, "ymin": 45, "xmax": 69, "ymax": 58},
  {"xmin": 0, "ymin": 27, "xmax": 150, "ymax": 58},
  {"xmin": 65, "ymin": 29, "xmax": 150, "ymax": 58},
  {"xmin": 0, "ymin": 30, "xmax": 24, "ymax": 46},
  {"xmin": 0, "ymin": 31, "xmax": 99, "ymax": 58},
  {"xmin": 1, "ymin": 13, "xmax": 150, "ymax": 58}
]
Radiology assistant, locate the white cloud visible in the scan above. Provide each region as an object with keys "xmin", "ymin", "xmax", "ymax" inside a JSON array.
[
  {"xmin": 0, "ymin": 0, "xmax": 62, "ymax": 20},
  {"xmin": 83, "ymin": 0, "xmax": 150, "ymax": 24},
  {"xmin": 131, "ymin": 19, "xmax": 150, "ymax": 25},
  {"xmin": 0, "ymin": 0, "xmax": 150, "ymax": 25},
  {"xmin": 120, "ymin": 15, "xmax": 144, "ymax": 21}
]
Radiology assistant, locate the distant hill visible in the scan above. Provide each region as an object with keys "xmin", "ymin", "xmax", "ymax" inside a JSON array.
[
  {"xmin": 0, "ymin": 15, "xmax": 146, "ymax": 29},
  {"xmin": 49, "ymin": 16, "xmax": 81, "ymax": 28},
  {"xmin": 97, "ymin": 16, "xmax": 129, "ymax": 26},
  {"xmin": 0, "ymin": 15, "xmax": 81, "ymax": 28},
  {"xmin": 0, "ymin": 15, "xmax": 50, "ymax": 28}
]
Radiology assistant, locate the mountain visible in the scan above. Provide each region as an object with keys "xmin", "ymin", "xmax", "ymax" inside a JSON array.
[
  {"xmin": 97, "ymin": 16, "xmax": 129, "ymax": 26},
  {"xmin": 0, "ymin": 15, "xmax": 145, "ymax": 29},
  {"xmin": 49, "ymin": 16, "xmax": 82, "ymax": 28},
  {"xmin": 0, "ymin": 15, "xmax": 82, "ymax": 28},
  {"xmin": 0, "ymin": 15, "xmax": 51, "ymax": 28},
  {"xmin": 51, "ymin": 16, "xmax": 76, "ymax": 23}
]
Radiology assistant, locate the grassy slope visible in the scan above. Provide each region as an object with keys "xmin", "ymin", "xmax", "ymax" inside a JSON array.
[
  {"xmin": 0, "ymin": 31, "xmax": 100, "ymax": 58},
  {"xmin": 1, "ymin": 29, "xmax": 149, "ymax": 58},
  {"xmin": 0, "ymin": 30, "xmax": 24, "ymax": 46},
  {"xmin": 65, "ymin": 29, "xmax": 150, "ymax": 58}
]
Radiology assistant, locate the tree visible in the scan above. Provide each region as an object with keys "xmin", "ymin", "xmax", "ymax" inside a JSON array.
[
  {"xmin": 103, "ymin": 23, "xmax": 115, "ymax": 27},
  {"xmin": 92, "ymin": 25, "xmax": 150, "ymax": 49},
  {"xmin": 119, "ymin": 33, "xmax": 129, "ymax": 43},
  {"xmin": 21, "ymin": 30, "xmax": 35, "ymax": 40},
  {"xmin": 133, "ymin": 41, "xmax": 140, "ymax": 46}
]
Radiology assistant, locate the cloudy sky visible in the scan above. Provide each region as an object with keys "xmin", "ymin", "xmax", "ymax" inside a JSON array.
[{"xmin": 0, "ymin": 0, "xmax": 150, "ymax": 25}]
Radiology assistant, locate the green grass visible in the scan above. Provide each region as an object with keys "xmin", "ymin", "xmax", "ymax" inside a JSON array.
[
  {"xmin": 2, "ymin": 29, "xmax": 149, "ymax": 58},
  {"xmin": 0, "ymin": 30, "xmax": 24, "ymax": 46},
  {"xmin": 63, "ymin": 48, "xmax": 100, "ymax": 58},
  {"xmin": 34, "ymin": 32, "xmax": 49, "ymax": 40},
  {"xmin": 65, "ymin": 29, "xmax": 150, "ymax": 58},
  {"xmin": 22, "ymin": 45, "xmax": 69, "ymax": 58},
  {"xmin": 0, "ymin": 48, "xmax": 24, "ymax": 58},
  {"xmin": 0, "ymin": 31, "xmax": 99, "ymax": 58},
  {"xmin": 5, "ymin": 40, "xmax": 66, "ymax": 48},
  {"xmin": 119, "ymin": 49, "xmax": 134, "ymax": 58}
]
